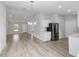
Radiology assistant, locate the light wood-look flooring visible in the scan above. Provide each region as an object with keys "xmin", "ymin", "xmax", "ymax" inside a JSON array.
[{"xmin": 0, "ymin": 33, "xmax": 69, "ymax": 57}]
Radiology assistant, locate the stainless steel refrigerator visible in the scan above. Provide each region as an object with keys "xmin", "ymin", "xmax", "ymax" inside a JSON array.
[{"xmin": 47, "ymin": 23, "xmax": 59, "ymax": 41}]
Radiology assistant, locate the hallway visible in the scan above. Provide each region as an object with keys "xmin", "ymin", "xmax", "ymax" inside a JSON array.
[{"xmin": 0, "ymin": 33, "xmax": 68, "ymax": 57}]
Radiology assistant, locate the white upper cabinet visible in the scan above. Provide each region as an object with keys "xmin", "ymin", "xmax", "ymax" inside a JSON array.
[{"xmin": 40, "ymin": 20, "xmax": 51, "ymax": 27}]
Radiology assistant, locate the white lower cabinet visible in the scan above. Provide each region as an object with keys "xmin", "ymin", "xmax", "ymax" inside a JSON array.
[
  {"xmin": 40, "ymin": 32, "xmax": 51, "ymax": 42},
  {"xmin": 69, "ymin": 34, "xmax": 79, "ymax": 57}
]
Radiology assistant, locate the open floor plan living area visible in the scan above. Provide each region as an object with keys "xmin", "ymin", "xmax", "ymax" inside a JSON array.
[{"xmin": 0, "ymin": 1, "xmax": 79, "ymax": 57}]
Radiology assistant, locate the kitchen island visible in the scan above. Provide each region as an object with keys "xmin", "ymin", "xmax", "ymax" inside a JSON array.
[{"xmin": 69, "ymin": 33, "xmax": 79, "ymax": 57}]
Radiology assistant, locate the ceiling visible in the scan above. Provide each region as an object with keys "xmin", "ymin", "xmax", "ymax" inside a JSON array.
[{"xmin": 4, "ymin": 1, "xmax": 79, "ymax": 15}]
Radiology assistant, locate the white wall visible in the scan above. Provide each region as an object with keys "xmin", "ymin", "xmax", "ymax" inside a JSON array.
[
  {"xmin": 64, "ymin": 15, "xmax": 77, "ymax": 37},
  {"xmin": 7, "ymin": 9, "xmax": 77, "ymax": 41},
  {"xmin": 6, "ymin": 8, "xmax": 36, "ymax": 34},
  {"xmin": 77, "ymin": 11, "xmax": 79, "ymax": 33},
  {"xmin": 33, "ymin": 13, "xmax": 65, "ymax": 40},
  {"xmin": 7, "ymin": 21, "xmax": 27, "ymax": 34},
  {"xmin": 22, "ymin": 24, "xmax": 27, "ymax": 32},
  {"xmin": 33, "ymin": 14, "xmax": 51, "ymax": 41},
  {"xmin": 49, "ymin": 14, "xmax": 65, "ymax": 38},
  {"xmin": 77, "ymin": 10, "xmax": 79, "ymax": 27},
  {"xmin": 32, "ymin": 13, "xmax": 77, "ymax": 40},
  {"xmin": 7, "ymin": 8, "xmax": 65, "ymax": 40},
  {"xmin": 32, "ymin": 13, "xmax": 65, "ymax": 40},
  {"xmin": 0, "ymin": 2, "xmax": 6, "ymax": 52}
]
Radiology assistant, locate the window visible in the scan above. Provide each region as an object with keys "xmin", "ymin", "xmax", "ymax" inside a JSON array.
[{"xmin": 13, "ymin": 24, "xmax": 19, "ymax": 32}]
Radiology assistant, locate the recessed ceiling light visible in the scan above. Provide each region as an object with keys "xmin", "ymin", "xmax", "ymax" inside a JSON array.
[
  {"xmin": 58, "ymin": 5, "xmax": 62, "ymax": 8},
  {"xmin": 67, "ymin": 9, "xmax": 71, "ymax": 13}
]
